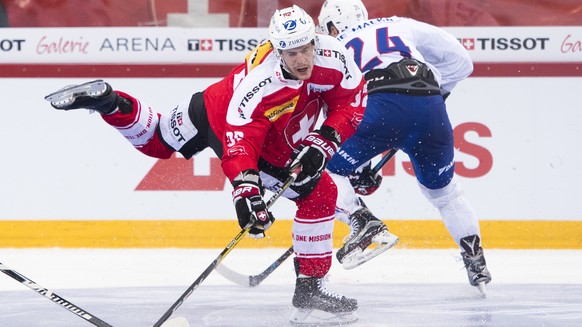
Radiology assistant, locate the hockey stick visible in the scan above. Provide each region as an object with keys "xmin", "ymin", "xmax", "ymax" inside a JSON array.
[
  {"xmin": 215, "ymin": 246, "xmax": 294, "ymax": 287},
  {"xmin": 153, "ymin": 164, "xmax": 301, "ymax": 327},
  {"xmin": 372, "ymin": 148, "xmax": 397, "ymax": 174},
  {"xmin": 215, "ymin": 149, "xmax": 398, "ymax": 287},
  {"xmin": 0, "ymin": 261, "xmax": 114, "ymax": 327}
]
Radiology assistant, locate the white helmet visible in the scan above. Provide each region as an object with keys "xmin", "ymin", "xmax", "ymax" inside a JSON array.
[
  {"xmin": 268, "ymin": 5, "xmax": 316, "ymax": 50},
  {"xmin": 318, "ymin": 0, "xmax": 368, "ymax": 35}
]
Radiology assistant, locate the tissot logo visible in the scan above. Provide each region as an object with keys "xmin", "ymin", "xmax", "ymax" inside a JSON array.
[
  {"xmin": 0, "ymin": 39, "xmax": 25, "ymax": 51},
  {"xmin": 188, "ymin": 39, "xmax": 262, "ymax": 52},
  {"xmin": 188, "ymin": 39, "xmax": 213, "ymax": 51},
  {"xmin": 239, "ymin": 76, "xmax": 273, "ymax": 108},
  {"xmin": 458, "ymin": 37, "xmax": 549, "ymax": 51}
]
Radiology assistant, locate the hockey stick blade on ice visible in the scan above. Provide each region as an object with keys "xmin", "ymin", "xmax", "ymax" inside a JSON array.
[
  {"xmin": 153, "ymin": 165, "xmax": 300, "ymax": 327},
  {"xmin": 215, "ymin": 246, "xmax": 294, "ymax": 287},
  {"xmin": 216, "ymin": 150, "xmax": 398, "ymax": 287},
  {"xmin": 0, "ymin": 261, "xmax": 114, "ymax": 327}
]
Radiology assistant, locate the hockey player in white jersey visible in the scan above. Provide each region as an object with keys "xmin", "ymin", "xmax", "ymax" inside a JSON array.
[{"xmin": 318, "ymin": 0, "xmax": 492, "ymax": 295}]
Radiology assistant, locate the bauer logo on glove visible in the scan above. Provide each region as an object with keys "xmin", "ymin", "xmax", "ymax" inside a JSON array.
[{"xmin": 289, "ymin": 126, "xmax": 340, "ymax": 187}]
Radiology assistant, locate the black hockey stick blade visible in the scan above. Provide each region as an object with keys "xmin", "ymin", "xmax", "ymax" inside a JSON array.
[
  {"xmin": 0, "ymin": 261, "xmax": 114, "ymax": 327},
  {"xmin": 248, "ymin": 247, "xmax": 293, "ymax": 286},
  {"xmin": 216, "ymin": 246, "xmax": 294, "ymax": 287}
]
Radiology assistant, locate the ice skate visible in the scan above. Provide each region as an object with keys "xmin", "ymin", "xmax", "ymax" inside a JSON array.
[
  {"xmin": 290, "ymin": 275, "xmax": 358, "ymax": 326},
  {"xmin": 336, "ymin": 204, "xmax": 399, "ymax": 269},
  {"xmin": 44, "ymin": 79, "xmax": 119, "ymax": 114},
  {"xmin": 460, "ymin": 234, "xmax": 492, "ymax": 297}
]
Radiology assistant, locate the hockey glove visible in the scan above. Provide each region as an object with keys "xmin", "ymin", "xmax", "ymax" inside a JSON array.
[
  {"xmin": 232, "ymin": 169, "xmax": 275, "ymax": 239},
  {"xmin": 289, "ymin": 126, "xmax": 340, "ymax": 186},
  {"xmin": 348, "ymin": 161, "xmax": 383, "ymax": 196}
]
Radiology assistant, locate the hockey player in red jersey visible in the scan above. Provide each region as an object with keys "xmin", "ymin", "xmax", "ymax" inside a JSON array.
[{"xmin": 45, "ymin": 5, "xmax": 390, "ymax": 325}]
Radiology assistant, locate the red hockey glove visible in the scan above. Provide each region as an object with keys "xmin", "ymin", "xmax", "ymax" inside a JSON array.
[
  {"xmin": 289, "ymin": 126, "xmax": 340, "ymax": 186},
  {"xmin": 232, "ymin": 170, "xmax": 275, "ymax": 239},
  {"xmin": 348, "ymin": 161, "xmax": 383, "ymax": 195}
]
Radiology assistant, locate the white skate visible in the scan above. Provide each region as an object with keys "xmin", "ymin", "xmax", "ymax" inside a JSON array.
[{"xmin": 336, "ymin": 206, "xmax": 399, "ymax": 269}]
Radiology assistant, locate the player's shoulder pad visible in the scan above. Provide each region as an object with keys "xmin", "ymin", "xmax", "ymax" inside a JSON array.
[
  {"xmin": 245, "ymin": 41, "xmax": 275, "ymax": 72},
  {"xmin": 314, "ymin": 34, "xmax": 354, "ymax": 69}
]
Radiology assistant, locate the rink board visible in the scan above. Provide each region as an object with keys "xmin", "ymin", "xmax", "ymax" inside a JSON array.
[
  {"xmin": 1, "ymin": 220, "xmax": 580, "ymax": 249},
  {"xmin": 1, "ymin": 26, "xmax": 581, "ymax": 250}
]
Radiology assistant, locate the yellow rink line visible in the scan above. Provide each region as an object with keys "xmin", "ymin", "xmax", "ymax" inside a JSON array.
[{"xmin": 0, "ymin": 220, "xmax": 581, "ymax": 249}]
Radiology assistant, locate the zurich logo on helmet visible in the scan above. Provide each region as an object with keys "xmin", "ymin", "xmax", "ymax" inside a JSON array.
[
  {"xmin": 283, "ymin": 20, "xmax": 297, "ymax": 31},
  {"xmin": 279, "ymin": 41, "xmax": 287, "ymax": 48}
]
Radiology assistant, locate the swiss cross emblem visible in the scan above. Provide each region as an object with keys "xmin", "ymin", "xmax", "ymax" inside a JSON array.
[
  {"xmin": 257, "ymin": 211, "xmax": 268, "ymax": 222},
  {"xmin": 323, "ymin": 49, "xmax": 332, "ymax": 57},
  {"xmin": 200, "ymin": 39, "xmax": 213, "ymax": 51},
  {"xmin": 461, "ymin": 38, "xmax": 475, "ymax": 50}
]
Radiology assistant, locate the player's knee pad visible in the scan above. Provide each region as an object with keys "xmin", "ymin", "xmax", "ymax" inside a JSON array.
[
  {"xmin": 419, "ymin": 176, "xmax": 463, "ymax": 209},
  {"xmin": 295, "ymin": 173, "xmax": 337, "ymax": 219},
  {"xmin": 292, "ymin": 175, "xmax": 336, "ymax": 277}
]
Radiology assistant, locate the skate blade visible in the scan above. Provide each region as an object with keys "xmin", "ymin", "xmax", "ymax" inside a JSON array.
[
  {"xmin": 342, "ymin": 231, "xmax": 399, "ymax": 270},
  {"xmin": 160, "ymin": 316, "xmax": 190, "ymax": 327},
  {"xmin": 44, "ymin": 79, "xmax": 107, "ymax": 106},
  {"xmin": 477, "ymin": 281, "xmax": 487, "ymax": 298},
  {"xmin": 290, "ymin": 308, "xmax": 358, "ymax": 326}
]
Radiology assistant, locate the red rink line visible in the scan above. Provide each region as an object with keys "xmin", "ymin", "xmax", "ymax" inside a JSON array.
[{"xmin": 0, "ymin": 63, "xmax": 580, "ymax": 78}]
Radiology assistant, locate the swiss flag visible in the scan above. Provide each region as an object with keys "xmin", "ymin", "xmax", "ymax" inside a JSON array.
[
  {"xmin": 257, "ymin": 211, "xmax": 268, "ymax": 222},
  {"xmin": 461, "ymin": 38, "xmax": 475, "ymax": 50}
]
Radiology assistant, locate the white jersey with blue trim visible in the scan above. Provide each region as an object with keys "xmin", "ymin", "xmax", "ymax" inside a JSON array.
[{"xmin": 336, "ymin": 16, "xmax": 473, "ymax": 93}]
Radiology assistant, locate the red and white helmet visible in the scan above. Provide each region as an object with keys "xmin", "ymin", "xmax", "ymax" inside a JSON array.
[
  {"xmin": 268, "ymin": 5, "xmax": 316, "ymax": 50},
  {"xmin": 318, "ymin": 0, "xmax": 368, "ymax": 35}
]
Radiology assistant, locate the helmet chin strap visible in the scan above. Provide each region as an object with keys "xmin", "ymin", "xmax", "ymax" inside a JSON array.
[
  {"xmin": 281, "ymin": 61, "xmax": 300, "ymax": 80},
  {"xmin": 273, "ymin": 49, "xmax": 297, "ymax": 80}
]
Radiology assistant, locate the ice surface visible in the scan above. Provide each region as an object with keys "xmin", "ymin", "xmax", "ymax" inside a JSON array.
[{"xmin": 1, "ymin": 248, "xmax": 581, "ymax": 327}]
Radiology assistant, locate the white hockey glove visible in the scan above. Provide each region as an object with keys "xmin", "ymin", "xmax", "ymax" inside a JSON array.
[{"xmin": 232, "ymin": 169, "xmax": 275, "ymax": 239}]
